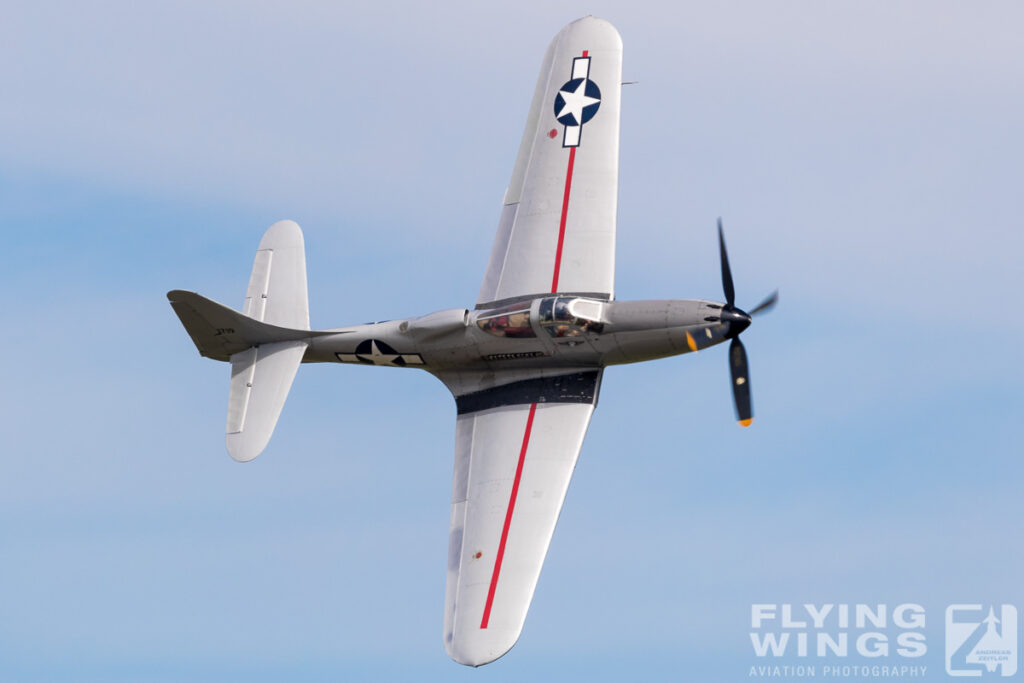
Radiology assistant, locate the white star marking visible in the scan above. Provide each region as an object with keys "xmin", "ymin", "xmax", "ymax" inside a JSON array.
[
  {"xmin": 358, "ymin": 340, "xmax": 400, "ymax": 365},
  {"xmin": 556, "ymin": 79, "xmax": 600, "ymax": 126}
]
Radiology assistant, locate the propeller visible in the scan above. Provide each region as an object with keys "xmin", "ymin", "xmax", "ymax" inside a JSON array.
[
  {"xmin": 716, "ymin": 219, "xmax": 777, "ymax": 427},
  {"xmin": 749, "ymin": 289, "xmax": 779, "ymax": 316}
]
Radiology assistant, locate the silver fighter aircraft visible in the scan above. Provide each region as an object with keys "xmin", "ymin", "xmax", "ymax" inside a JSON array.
[{"xmin": 169, "ymin": 16, "xmax": 776, "ymax": 667}]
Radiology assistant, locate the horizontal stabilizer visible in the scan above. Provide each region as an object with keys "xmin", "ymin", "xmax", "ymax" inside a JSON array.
[
  {"xmin": 169, "ymin": 220, "xmax": 323, "ymax": 461},
  {"xmin": 226, "ymin": 340, "xmax": 307, "ymax": 462},
  {"xmin": 243, "ymin": 220, "xmax": 310, "ymax": 330}
]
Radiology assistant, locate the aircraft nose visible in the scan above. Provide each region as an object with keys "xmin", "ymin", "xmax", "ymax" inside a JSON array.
[{"xmin": 721, "ymin": 307, "xmax": 751, "ymax": 338}]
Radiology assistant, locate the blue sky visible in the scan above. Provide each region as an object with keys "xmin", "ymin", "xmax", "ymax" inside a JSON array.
[{"xmin": 2, "ymin": 2, "xmax": 1023, "ymax": 681}]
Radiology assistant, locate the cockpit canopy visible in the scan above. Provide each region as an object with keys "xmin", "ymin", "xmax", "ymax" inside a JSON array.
[
  {"xmin": 476, "ymin": 296, "xmax": 605, "ymax": 338},
  {"xmin": 476, "ymin": 302, "xmax": 536, "ymax": 338},
  {"xmin": 538, "ymin": 297, "xmax": 604, "ymax": 337}
]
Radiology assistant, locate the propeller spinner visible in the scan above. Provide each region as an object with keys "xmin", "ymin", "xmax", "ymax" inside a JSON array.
[{"xmin": 716, "ymin": 219, "xmax": 777, "ymax": 427}]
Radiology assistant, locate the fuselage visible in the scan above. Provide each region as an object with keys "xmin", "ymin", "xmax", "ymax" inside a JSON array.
[{"xmin": 302, "ymin": 296, "xmax": 739, "ymax": 373}]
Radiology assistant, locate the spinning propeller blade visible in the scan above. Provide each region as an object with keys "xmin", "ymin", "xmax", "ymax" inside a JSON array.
[
  {"xmin": 717, "ymin": 218, "xmax": 735, "ymax": 308},
  {"xmin": 729, "ymin": 337, "xmax": 752, "ymax": 426},
  {"xmin": 750, "ymin": 290, "xmax": 779, "ymax": 317},
  {"xmin": 716, "ymin": 220, "xmax": 776, "ymax": 427}
]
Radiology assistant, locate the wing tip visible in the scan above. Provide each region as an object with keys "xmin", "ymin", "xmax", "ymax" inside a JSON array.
[
  {"xmin": 561, "ymin": 15, "xmax": 623, "ymax": 47},
  {"xmin": 259, "ymin": 219, "xmax": 304, "ymax": 250},
  {"xmin": 445, "ymin": 633, "xmax": 520, "ymax": 668},
  {"xmin": 226, "ymin": 432, "xmax": 267, "ymax": 462}
]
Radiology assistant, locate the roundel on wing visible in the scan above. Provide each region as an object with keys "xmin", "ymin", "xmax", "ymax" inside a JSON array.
[{"xmin": 553, "ymin": 77, "xmax": 602, "ymax": 127}]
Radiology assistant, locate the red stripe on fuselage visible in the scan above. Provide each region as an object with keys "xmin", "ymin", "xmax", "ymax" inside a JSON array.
[{"xmin": 480, "ymin": 403, "xmax": 537, "ymax": 629}]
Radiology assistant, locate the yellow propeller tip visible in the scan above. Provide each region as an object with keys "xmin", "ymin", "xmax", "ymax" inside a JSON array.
[{"xmin": 739, "ymin": 418, "xmax": 753, "ymax": 427}]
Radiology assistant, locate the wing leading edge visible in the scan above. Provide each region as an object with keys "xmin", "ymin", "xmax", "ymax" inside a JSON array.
[
  {"xmin": 442, "ymin": 370, "xmax": 602, "ymax": 666},
  {"xmin": 478, "ymin": 17, "xmax": 622, "ymax": 308}
]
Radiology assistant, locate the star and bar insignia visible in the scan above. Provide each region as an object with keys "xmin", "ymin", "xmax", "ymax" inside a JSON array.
[
  {"xmin": 336, "ymin": 339, "xmax": 424, "ymax": 367},
  {"xmin": 553, "ymin": 54, "xmax": 601, "ymax": 148}
]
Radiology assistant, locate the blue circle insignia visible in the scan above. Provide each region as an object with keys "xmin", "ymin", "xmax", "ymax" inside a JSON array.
[{"xmin": 553, "ymin": 78, "xmax": 602, "ymax": 127}]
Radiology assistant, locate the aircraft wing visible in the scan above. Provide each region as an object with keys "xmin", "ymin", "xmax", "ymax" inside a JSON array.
[
  {"xmin": 440, "ymin": 369, "xmax": 602, "ymax": 665},
  {"xmin": 477, "ymin": 17, "xmax": 622, "ymax": 308}
]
